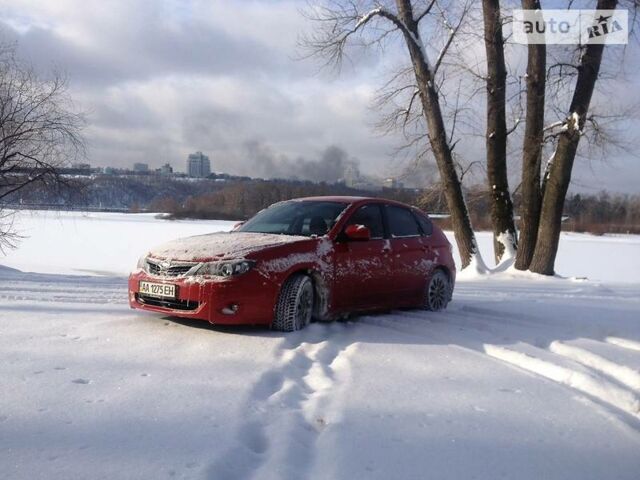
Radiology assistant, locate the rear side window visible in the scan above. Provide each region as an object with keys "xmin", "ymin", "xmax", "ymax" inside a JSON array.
[
  {"xmin": 386, "ymin": 205, "xmax": 421, "ymax": 238},
  {"xmin": 415, "ymin": 213, "xmax": 433, "ymax": 236},
  {"xmin": 346, "ymin": 204, "xmax": 384, "ymax": 239}
]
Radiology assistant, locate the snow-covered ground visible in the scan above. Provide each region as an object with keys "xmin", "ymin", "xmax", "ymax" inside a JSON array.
[
  {"xmin": 3, "ymin": 210, "xmax": 639, "ymax": 282},
  {"xmin": 1, "ymin": 210, "xmax": 639, "ymax": 480}
]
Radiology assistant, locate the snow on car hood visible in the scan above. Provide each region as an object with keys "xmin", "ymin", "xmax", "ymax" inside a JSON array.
[{"xmin": 146, "ymin": 232, "xmax": 310, "ymax": 262}]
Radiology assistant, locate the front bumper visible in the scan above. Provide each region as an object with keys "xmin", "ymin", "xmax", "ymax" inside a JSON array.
[{"xmin": 128, "ymin": 270, "xmax": 279, "ymax": 326}]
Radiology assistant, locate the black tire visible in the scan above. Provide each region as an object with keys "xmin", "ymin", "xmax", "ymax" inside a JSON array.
[
  {"xmin": 273, "ymin": 274, "xmax": 314, "ymax": 332},
  {"xmin": 424, "ymin": 270, "xmax": 450, "ymax": 311}
]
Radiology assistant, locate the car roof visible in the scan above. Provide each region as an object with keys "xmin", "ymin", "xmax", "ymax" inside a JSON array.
[
  {"xmin": 289, "ymin": 195, "xmax": 370, "ymax": 202},
  {"xmin": 290, "ymin": 196, "xmax": 420, "ymax": 209},
  {"xmin": 291, "ymin": 195, "xmax": 388, "ymax": 204}
]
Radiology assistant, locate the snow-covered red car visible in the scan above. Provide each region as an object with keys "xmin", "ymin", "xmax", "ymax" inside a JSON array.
[{"xmin": 128, "ymin": 196, "xmax": 456, "ymax": 331}]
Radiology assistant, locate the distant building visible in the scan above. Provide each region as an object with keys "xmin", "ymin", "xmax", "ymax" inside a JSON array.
[
  {"xmin": 342, "ymin": 163, "xmax": 360, "ymax": 188},
  {"xmin": 187, "ymin": 151, "xmax": 211, "ymax": 178},
  {"xmin": 133, "ymin": 162, "xmax": 149, "ymax": 173},
  {"xmin": 71, "ymin": 162, "xmax": 91, "ymax": 170},
  {"xmin": 159, "ymin": 163, "xmax": 173, "ymax": 175},
  {"xmin": 383, "ymin": 177, "xmax": 404, "ymax": 189},
  {"xmin": 351, "ymin": 180, "xmax": 383, "ymax": 192}
]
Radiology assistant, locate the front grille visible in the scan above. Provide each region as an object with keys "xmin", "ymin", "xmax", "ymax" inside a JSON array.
[
  {"xmin": 136, "ymin": 294, "xmax": 199, "ymax": 311},
  {"xmin": 146, "ymin": 260, "xmax": 196, "ymax": 277}
]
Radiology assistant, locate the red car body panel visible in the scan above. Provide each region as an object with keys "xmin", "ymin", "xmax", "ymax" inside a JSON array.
[{"xmin": 128, "ymin": 196, "xmax": 456, "ymax": 326}]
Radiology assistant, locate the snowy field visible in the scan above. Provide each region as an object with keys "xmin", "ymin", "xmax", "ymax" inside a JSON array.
[{"xmin": 1, "ymin": 210, "xmax": 639, "ymax": 480}]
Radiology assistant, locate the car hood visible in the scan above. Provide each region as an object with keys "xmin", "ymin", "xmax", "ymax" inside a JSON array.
[{"xmin": 146, "ymin": 232, "xmax": 311, "ymax": 262}]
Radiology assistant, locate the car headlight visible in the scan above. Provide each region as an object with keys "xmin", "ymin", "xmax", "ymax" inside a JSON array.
[
  {"xmin": 136, "ymin": 255, "xmax": 147, "ymax": 270},
  {"xmin": 194, "ymin": 260, "xmax": 256, "ymax": 277}
]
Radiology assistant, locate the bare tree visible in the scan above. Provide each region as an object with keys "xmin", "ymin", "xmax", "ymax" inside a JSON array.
[
  {"xmin": 529, "ymin": 0, "xmax": 629, "ymax": 274},
  {"xmin": 482, "ymin": 0, "xmax": 518, "ymax": 262},
  {"xmin": 0, "ymin": 44, "xmax": 85, "ymax": 250},
  {"xmin": 302, "ymin": 0, "xmax": 480, "ymax": 268},
  {"xmin": 514, "ymin": 0, "xmax": 546, "ymax": 271}
]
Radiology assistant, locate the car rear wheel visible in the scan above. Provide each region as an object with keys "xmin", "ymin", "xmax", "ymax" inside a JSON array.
[
  {"xmin": 424, "ymin": 270, "xmax": 450, "ymax": 311},
  {"xmin": 273, "ymin": 274, "xmax": 314, "ymax": 331}
]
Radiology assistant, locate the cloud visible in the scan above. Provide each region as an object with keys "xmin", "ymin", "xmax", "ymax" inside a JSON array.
[
  {"xmin": 0, "ymin": 0, "xmax": 393, "ymax": 178},
  {"xmin": 0, "ymin": 2, "xmax": 295, "ymax": 86},
  {"xmin": 0, "ymin": 0, "xmax": 637, "ymax": 193}
]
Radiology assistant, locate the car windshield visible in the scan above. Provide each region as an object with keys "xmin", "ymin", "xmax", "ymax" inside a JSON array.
[{"xmin": 237, "ymin": 200, "xmax": 349, "ymax": 237}]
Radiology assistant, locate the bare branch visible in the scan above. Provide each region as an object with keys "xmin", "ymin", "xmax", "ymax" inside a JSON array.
[
  {"xmin": 432, "ymin": 2, "xmax": 469, "ymax": 75},
  {"xmin": 506, "ymin": 118, "xmax": 521, "ymax": 136},
  {"xmin": 415, "ymin": 0, "xmax": 437, "ymax": 23},
  {"xmin": 0, "ymin": 42, "xmax": 85, "ymax": 248}
]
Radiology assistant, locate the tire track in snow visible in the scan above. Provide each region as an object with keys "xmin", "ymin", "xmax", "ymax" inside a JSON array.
[
  {"xmin": 606, "ymin": 337, "xmax": 640, "ymax": 352},
  {"xmin": 483, "ymin": 344, "xmax": 640, "ymax": 417},
  {"xmin": 359, "ymin": 309, "xmax": 640, "ymax": 424},
  {"xmin": 456, "ymin": 283, "xmax": 640, "ymax": 303},
  {"xmin": 0, "ymin": 276, "xmax": 126, "ymax": 305},
  {"xmin": 417, "ymin": 310, "xmax": 640, "ymax": 421},
  {"xmin": 207, "ymin": 322, "xmax": 358, "ymax": 480},
  {"xmin": 549, "ymin": 341, "xmax": 640, "ymax": 392}
]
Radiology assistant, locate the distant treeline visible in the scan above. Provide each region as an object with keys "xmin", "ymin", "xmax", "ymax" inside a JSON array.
[
  {"xmin": 5, "ymin": 173, "xmax": 639, "ymax": 234},
  {"xmin": 5, "ymin": 174, "xmax": 227, "ymax": 210},
  {"xmin": 155, "ymin": 180, "xmax": 640, "ymax": 235},
  {"xmin": 149, "ymin": 180, "xmax": 417, "ymax": 220},
  {"xmin": 561, "ymin": 192, "xmax": 640, "ymax": 235}
]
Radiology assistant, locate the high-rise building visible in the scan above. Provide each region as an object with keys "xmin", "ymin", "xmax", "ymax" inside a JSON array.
[
  {"xmin": 133, "ymin": 162, "xmax": 149, "ymax": 173},
  {"xmin": 342, "ymin": 163, "xmax": 360, "ymax": 188},
  {"xmin": 187, "ymin": 152, "xmax": 211, "ymax": 178}
]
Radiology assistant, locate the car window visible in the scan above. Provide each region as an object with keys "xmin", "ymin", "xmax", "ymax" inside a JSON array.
[
  {"xmin": 238, "ymin": 201, "xmax": 348, "ymax": 237},
  {"xmin": 345, "ymin": 204, "xmax": 384, "ymax": 239},
  {"xmin": 386, "ymin": 205, "xmax": 421, "ymax": 238},
  {"xmin": 415, "ymin": 212, "xmax": 433, "ymax": 236}
]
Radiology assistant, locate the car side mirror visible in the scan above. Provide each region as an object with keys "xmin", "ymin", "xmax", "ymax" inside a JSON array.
[{"xmin": 344, "ymin": 224, "xmax": 371, "ymax": 241}]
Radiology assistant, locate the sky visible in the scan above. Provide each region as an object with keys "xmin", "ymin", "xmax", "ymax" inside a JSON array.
[{"xmin": 0, "ymin": 0, "xmax": 638, "ymax": 193}]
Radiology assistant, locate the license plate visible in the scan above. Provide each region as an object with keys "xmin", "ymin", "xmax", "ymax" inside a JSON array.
[{"xmin": 139, "ymin": 281, "xmax": 176, "ymax": 299}]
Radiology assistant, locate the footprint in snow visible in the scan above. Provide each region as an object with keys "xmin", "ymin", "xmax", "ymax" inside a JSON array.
[
  {"xmin": 54, "ymin": 367, "xmax": 66, "ymax": 371},
  {"xmin": 72, "ymin": 378, "xmax": 91, "ymax": 385},
  {"xmin": 498, "ymin": 388, "xmax": 522, "ymax": 394},
  {"xmin": 238, "ymin": 421, "xmax": 269, "ymax": 454}
]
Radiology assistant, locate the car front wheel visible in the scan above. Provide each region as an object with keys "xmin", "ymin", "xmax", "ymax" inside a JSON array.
[
  {"xmin": 424, "ymin": 270, "xmax": 450, "ymax": 311},
  {"xmin": 273, "ymin": 274, "xmax": 314, "ymax": 331}
]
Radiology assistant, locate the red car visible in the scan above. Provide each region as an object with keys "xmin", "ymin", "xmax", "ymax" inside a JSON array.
[{"xmin": 128, "ymin": 196, "xmax": 456, "ymax": 331}]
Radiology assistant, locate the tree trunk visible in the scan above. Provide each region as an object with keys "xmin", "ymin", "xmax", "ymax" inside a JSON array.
[
  {"xmin": 482, "ymin": 0, "xmax": 517, "ymax": 263},
  {"xmin": 529, "ymin": 0, "xmax": 616, "ymax": 274},
  {"xmin": 514, "ymin": 0, "xmax": 545, "ymax": 270},
  {"xmin": 395, "ymin": 0, "xmax": 477, "ymax": 268}
]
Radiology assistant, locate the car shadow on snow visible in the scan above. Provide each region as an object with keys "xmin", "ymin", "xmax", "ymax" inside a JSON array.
[{"xmin": 158, "ymin": 281, "xmax": 640, "ymax": 431}]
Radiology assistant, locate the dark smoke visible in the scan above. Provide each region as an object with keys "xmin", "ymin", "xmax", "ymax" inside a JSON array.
[{"xmin": 242, "ymin": 140, "xmax": 359, "ymax": 183}]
